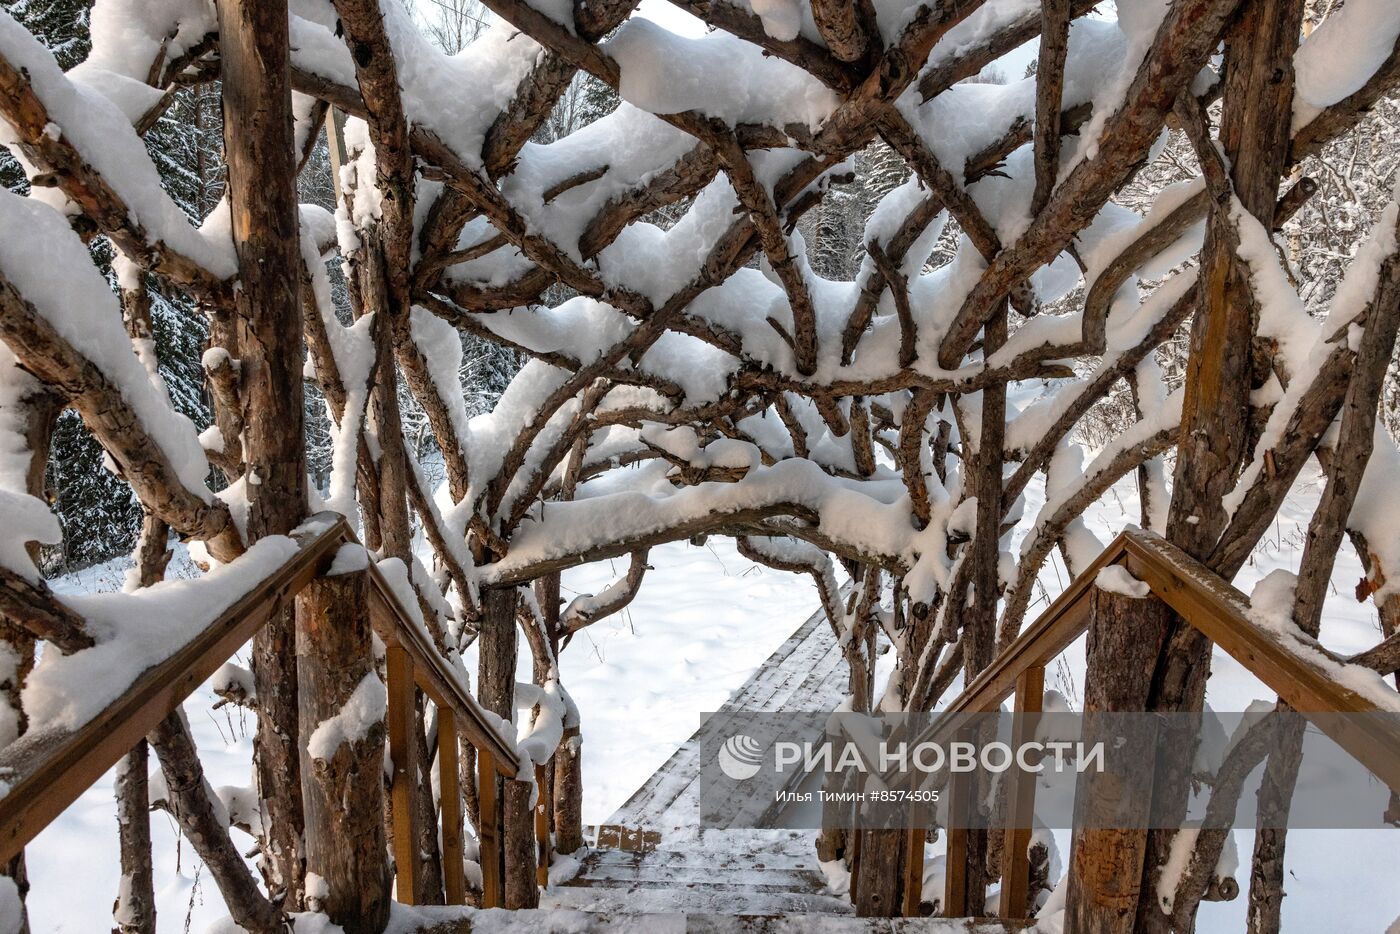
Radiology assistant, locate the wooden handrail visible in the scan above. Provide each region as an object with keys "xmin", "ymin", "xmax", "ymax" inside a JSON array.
[
  {"xmin": 925, "ymin": 528, "xmax": 1400, "ymax": 773},
  {"xmin": 365, "ymin": 565, "xmax": 517, "ymax": 770},
  {"xmin": 0, "ymin": 511, "xmax": 520, "ymax": 875},
  {"xmin": 906, "ymin": 527, "xmax": 1400, "ymax": 920},
  {"xmin": 0, "ymin": 516, "xmax": 346, "ymax": 865}
]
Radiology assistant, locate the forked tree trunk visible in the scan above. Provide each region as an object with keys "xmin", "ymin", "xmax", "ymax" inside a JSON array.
[
  {"xmin": 413, "ymin": 695, "xmax": 446, "ymax": 904},
  {"xmin": 1139, "ymin": 3, "xmax": 1304, "ymax": 928},
  {"xmin": 215, "ymin": 0, "xmax": 308, "ymax": 907},
  {"xmin": 297, "ymin": 566, "xmax": 391, "ymax": 934}
]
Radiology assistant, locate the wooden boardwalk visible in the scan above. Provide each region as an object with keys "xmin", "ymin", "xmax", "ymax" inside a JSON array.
[
  {"xmin": 547, "ymin": 591, "xmax": 854, "ymax": 915},
  {"xmin": 607, "ymin": 586, "xmax": 851, "ymax": 834}
]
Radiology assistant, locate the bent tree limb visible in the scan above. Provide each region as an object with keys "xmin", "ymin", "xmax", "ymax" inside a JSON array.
[{"xmin": 148, "ymin": 711, "xmax": 283, "ymax": 934}]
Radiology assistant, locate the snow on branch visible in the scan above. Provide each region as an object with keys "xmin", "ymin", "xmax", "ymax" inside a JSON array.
[
  {"xmin": 0, "ymin": 187, "xmax": 238, "ymax": 559},
  {"xmin": 0, "ymin": 12, "xmax": 234, "ymax": 299},
  {"xmin": 560, "ymin": 550, "xmax": 650, "ymax": 637}
]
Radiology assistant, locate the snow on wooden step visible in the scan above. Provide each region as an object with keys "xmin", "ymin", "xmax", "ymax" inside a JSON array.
[
  {"xmin": 544, "ymin": 882, "xmax": 854, "ymax": 916},
  {"xmin": 584, "ymin": 839, "xmax": 819, "ymax": 874}
]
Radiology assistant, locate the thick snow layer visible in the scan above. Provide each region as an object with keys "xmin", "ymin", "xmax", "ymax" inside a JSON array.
[
  {"xmin": 289, "ymin": 2, "xmax": 544, "ymax": 170},
  {"xmin": 83, "ymin": 0, "xmax": 215, "ymax": 86},
  {"xmin": 1293, "ymin": 0, "xmax": 1400, "ymax": 131},
  {"xmin": 1094, "ymin": 564, "xmax": 1150, "ymax": 599},
  {"xmin": 751, "ymin": 0, "xmax": 802, "ymax": 41},
  {"xmin": 900, "ymin": 18, "xmax": 1129, "ymax": 188},
  {"xmin": 606, "ymin": 18, "xmax": 838, "ymax": 129},
  {"xmin": 0, "ymin": 11, "xmax": 235, "ymax": 277},
  {"xmin": 21, "ymin": 536, "xmax": 301, "ymax": 733},
  {"xmin": 502, "ymin": 104, "xmax": 698, "ymax": 259},
  {"xmin": 0, "ymin": 187, "xmax": 214, "ymax": 503},
  {"xmin": 306, "ymin": 672, "xmax": 388, "ymax": 761}
]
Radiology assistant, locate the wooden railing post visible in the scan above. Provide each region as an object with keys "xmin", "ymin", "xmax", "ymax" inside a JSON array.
[
  {"xmin": 438, "ymin": 708, "xmax": 466, "ymax": 905},
  {"xmin": 900, "ymin": 825, "xmax": 926, "ymax": 916},
  {"xmin": 848, "ymin": 821, "xmax": 861, "ymax": 902},
  {"xmin": 385, "ymin": 644, "xmax": 419, "ymax": 904},
  {"xmin": 477, "ymin": 749, "xmax": 503, "ymax": 908},
  {"xmin": 1000, "ymin": 664, "xmax": 1045, "ymax": 918},
  {"xmin": 942, "ymin": 762, "xmax": 972, "ymax": 918}
]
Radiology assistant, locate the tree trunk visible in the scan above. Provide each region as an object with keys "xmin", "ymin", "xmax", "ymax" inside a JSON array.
[
  {"xmin": 1065, "ymin": 588, "xmax": 1172, "ymax": 934},
  {"xmin": 503, "ymin": 778, "xmax": 538, "ymax": 909},
  {"xmin": 215, "ymin": 0, "xmax": 308, "ymax": 906},
  {"xmin": 957, "ymin": 303, "xmax": 1010, "ymax": 918},
  {"xmin": 478, "ymin": 587, "xmax": 517, "ymax": 720},
  {"xmin": 149, "ymin": 712, "xmax": 283, "ymax": 934},
  {"xmin": 553, "ymin": 725, "xmax": 584, "ymax": 855},
  {"xmin": 853, "ymin": 828, "xmax": 905, "ymax": 917},
  {"xmin": 113, "ymin": 742, "xmax": 156, "ymax": 934},
  {"xmin": 297, "ymin": 567, "xmax": 391, "ymax": 934},
  {"xmin": 413, "ymin": 695, "xmax": 446, "ymax": 904},
  {"xmin": 462, "ymin": 741, "xmax": 480, "ymax": 845}
]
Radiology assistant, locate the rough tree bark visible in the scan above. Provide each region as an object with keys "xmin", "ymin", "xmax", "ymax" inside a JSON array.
[
  {"xmin": 112, "ymin": 742, "xmax": 155, "ymax": 934},
  {"xmin": 961, "ymin": 303, "xmax": 1010, "ymax": 917},
  {"xmin": 296, "ymin": 564, "xmax": 392, "ymax": 934},
  {"xmin": 477, "ymin": 585, "xmax": 518, "ymax": 904},
  {"xmin": 413, "ymin": 695, "xmax": 447, "ymax": 904},
  {"xmin": 503, "ymin": 778, "xmax": 539, "ymax": 909},
  {"xmin": 553, "ymin": 725, "xmax": 584, "ymax": 855},
  {"xmin": 1066, "ymin": 587, "xmax": 1174, "ymax": 934},
  {"xmin": 215, "ymin": 0, "xmax": 308, "ymax": 907}
]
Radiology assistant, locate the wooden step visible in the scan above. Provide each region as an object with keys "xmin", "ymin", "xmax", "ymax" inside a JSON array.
[
  {"xmin": 582, "ymin": 842, "xmax": 819, "ymax": 874},
  {"xmin": 406, "ymin": 908, "xmax": 1032, "ymax": 932},
  {"xmin": 543, "ymin": 882, "xmax": 854, "ymax": 915}
]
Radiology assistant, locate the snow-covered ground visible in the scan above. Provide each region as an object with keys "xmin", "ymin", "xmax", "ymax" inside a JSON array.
[{"xmin": 24, "ymin": 469, "xmax": 1400, "ymax": 931}]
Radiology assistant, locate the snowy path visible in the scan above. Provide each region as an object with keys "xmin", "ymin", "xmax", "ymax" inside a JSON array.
[
  {"xmin": 546, "ymin": 587, "xmax": 854, "ymax": 915},
  {"xmin": 605, "ymin": 584, "xmax": 851, "ymax": 834}
]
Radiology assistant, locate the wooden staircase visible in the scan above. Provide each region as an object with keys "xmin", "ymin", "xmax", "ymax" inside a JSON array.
[{"xmin": 547, "ymin": 589, "xmax": 856, "ymax": 916}]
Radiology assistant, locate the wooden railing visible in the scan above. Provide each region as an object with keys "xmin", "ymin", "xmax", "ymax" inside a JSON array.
[
  {"xmin": 897, "ymin": 527, "xmax": 1400, "ymax": 919},
  {"xmin": 0, "ymin": 512, "xmax": 528, "ymax": 909}
]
